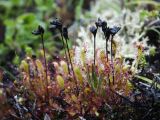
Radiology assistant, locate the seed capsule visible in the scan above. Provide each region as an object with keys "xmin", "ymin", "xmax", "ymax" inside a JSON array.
[
  {"xmin": 50, "ymin": 18, "xmax": 62, "ymax": 31},
  {"xmin": 32, "ymin": 25, "xmax": 44, "ymax": 35},
  {"xmin": 90, "ymin": 26, "xmax": 97, "ymax": 37},
  {"xmin": 95, "ymin": 18, "xmax": 103, "ymax": 28},
  {"xmin": 109, "ymin": 26, "xmax": 121, "ymax": 36}
]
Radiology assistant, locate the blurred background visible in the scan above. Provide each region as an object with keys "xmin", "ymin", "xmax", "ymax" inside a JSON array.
[
  {"xmin": 0, "ymin": 0, "xmax": 160, "ymax": 71},
  {"xmin": 0, "ymin": 0, "xmax": 93, "ymax": 67}
]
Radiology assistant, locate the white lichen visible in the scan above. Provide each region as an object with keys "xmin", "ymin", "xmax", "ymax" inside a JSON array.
[{"xmin": 73, "ymin": 0, "xmax": 150, "ymax": 65}]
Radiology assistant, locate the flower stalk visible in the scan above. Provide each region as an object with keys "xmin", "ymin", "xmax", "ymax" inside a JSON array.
[
  {"xmin": 109, "ymin": 26, "xmax": 121, "ymax": 85},
  {"xmin": 50, "ymin": 19, "xmax": 71, "ymax": 74},
  {"xmin": 32, "ymin": 25, "xmax": 49, "ymax": 100},
  {"xmin": 41, "ymin": 34, "xmax": 48, "ymax": 85},
  {"xmin": 62, "ymin": 27, "xmax": 79, "ymax": 95},
  {"xmin": 110, "ymin": 35, "xmax": 114, "ymax": 85},
  {"xmin": 60, "ymin": 31, "xmax": 71, "ymax": 74},
  {"xmin": 90, "ymin": 26, "xmax": 97, "ymax": 67}
]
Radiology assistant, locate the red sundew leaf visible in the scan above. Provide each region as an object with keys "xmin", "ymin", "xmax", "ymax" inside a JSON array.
[
  {"xmin": 84, "ymin": 87, "xmax": 91, "ymax": 95},
  {"xmin": 67, "ymin": 108, "xmax": 78, "ymax": 117},
  {"xmin": 71, "ymin": 94, "xmax": 78, "ymax": 103}
]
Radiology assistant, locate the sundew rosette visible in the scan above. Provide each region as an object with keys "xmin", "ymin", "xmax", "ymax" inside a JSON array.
[{"xmin": 17, "ymin": 18, "xmax": 147, "ymax": 119}]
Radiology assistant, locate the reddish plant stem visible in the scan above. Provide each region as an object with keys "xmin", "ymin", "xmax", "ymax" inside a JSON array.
[
  {"xmin": 65, "ymin": 38, "xmax": 78, "ymax": 94},
  {"xmin": 41, "ymin": 34, "xmax": 49, "ymax": 100},
  {"xmin": 106, "ymin": 39, "xmax": 109, "ymax": 62},
  {"xmin": 105, "ymin": 37, "xmax": 110, "ymax": 86},
  {"xmin": 94, "ymin": 35, "xmax": 96, "ymax": 67},
  {"xmin": 110, "ymin": 35, "xmax": 115, "ymax": 85},
  {"xmin": 60, "ymin": 32, "xmax": 71, "ymax": 74}
]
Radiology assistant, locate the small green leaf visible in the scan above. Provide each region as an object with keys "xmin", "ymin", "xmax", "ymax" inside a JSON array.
[{"xmin": 135, "ymin": 75, "xmax": 160, "ymax": 89}]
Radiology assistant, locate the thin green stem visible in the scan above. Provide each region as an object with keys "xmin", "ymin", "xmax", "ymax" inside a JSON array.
[
  {"xmin": 41, "ymin": 34, "xmax": 49, "ymax": 99},
  {"xmin": 126, "ymin": 1, "xmax": 159, "ymax": 7},
  {"xmin": 65, "ymin": 38, "xmax": 78, "ymax": 88},
  {"xmin": 94, "ymin": 35, "xmax": 96, "ymax": 67},
  {"xmin": 60, "ymin": 32, "xmax": 71, "ymax": 74},
  {"xmin": 64, "ymin": 37, "xmax": 79, "ymax": 96}
]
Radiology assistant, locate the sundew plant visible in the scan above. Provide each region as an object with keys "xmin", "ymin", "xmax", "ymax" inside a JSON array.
[
  {"xmin": 10, "ymin": 18, "xmax": 146, "ymax": 119},
  {"xmin": 1, "ymin": 1, "xmax": 160, "ymax": 120}
]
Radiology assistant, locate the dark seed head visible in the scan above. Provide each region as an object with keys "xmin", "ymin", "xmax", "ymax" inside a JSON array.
[
  {"xmin": 102, "ymin": 21, "xmax": 107, "ymax": 28},
  {"xmin": 50, "ymin": 18, "xmax": 62, "ymax": 31},
  {"xmin": 102, "ymin": 21, "xmax": 107, "ymax": 33},
  {"xmin": 90, "ymin": 26, "xmax": 97, "ymax": 37},
  {"xmin": 63, "ymin": 27, "xmax": 69, "ymax": 40},
  {"xmin": 32, "ymin": 25, "xmax": 44, "ymax": 35},
  {"xmin": 105, "ymin": 27, "xmax": 110, "ymax": 40},
  {"xmin": 95, "ymin": 18, "xmax": 103, "ymax": 28},
  {"xmin": 109, "ymin": 26, "xmax": 121, "ymax": 36}
]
